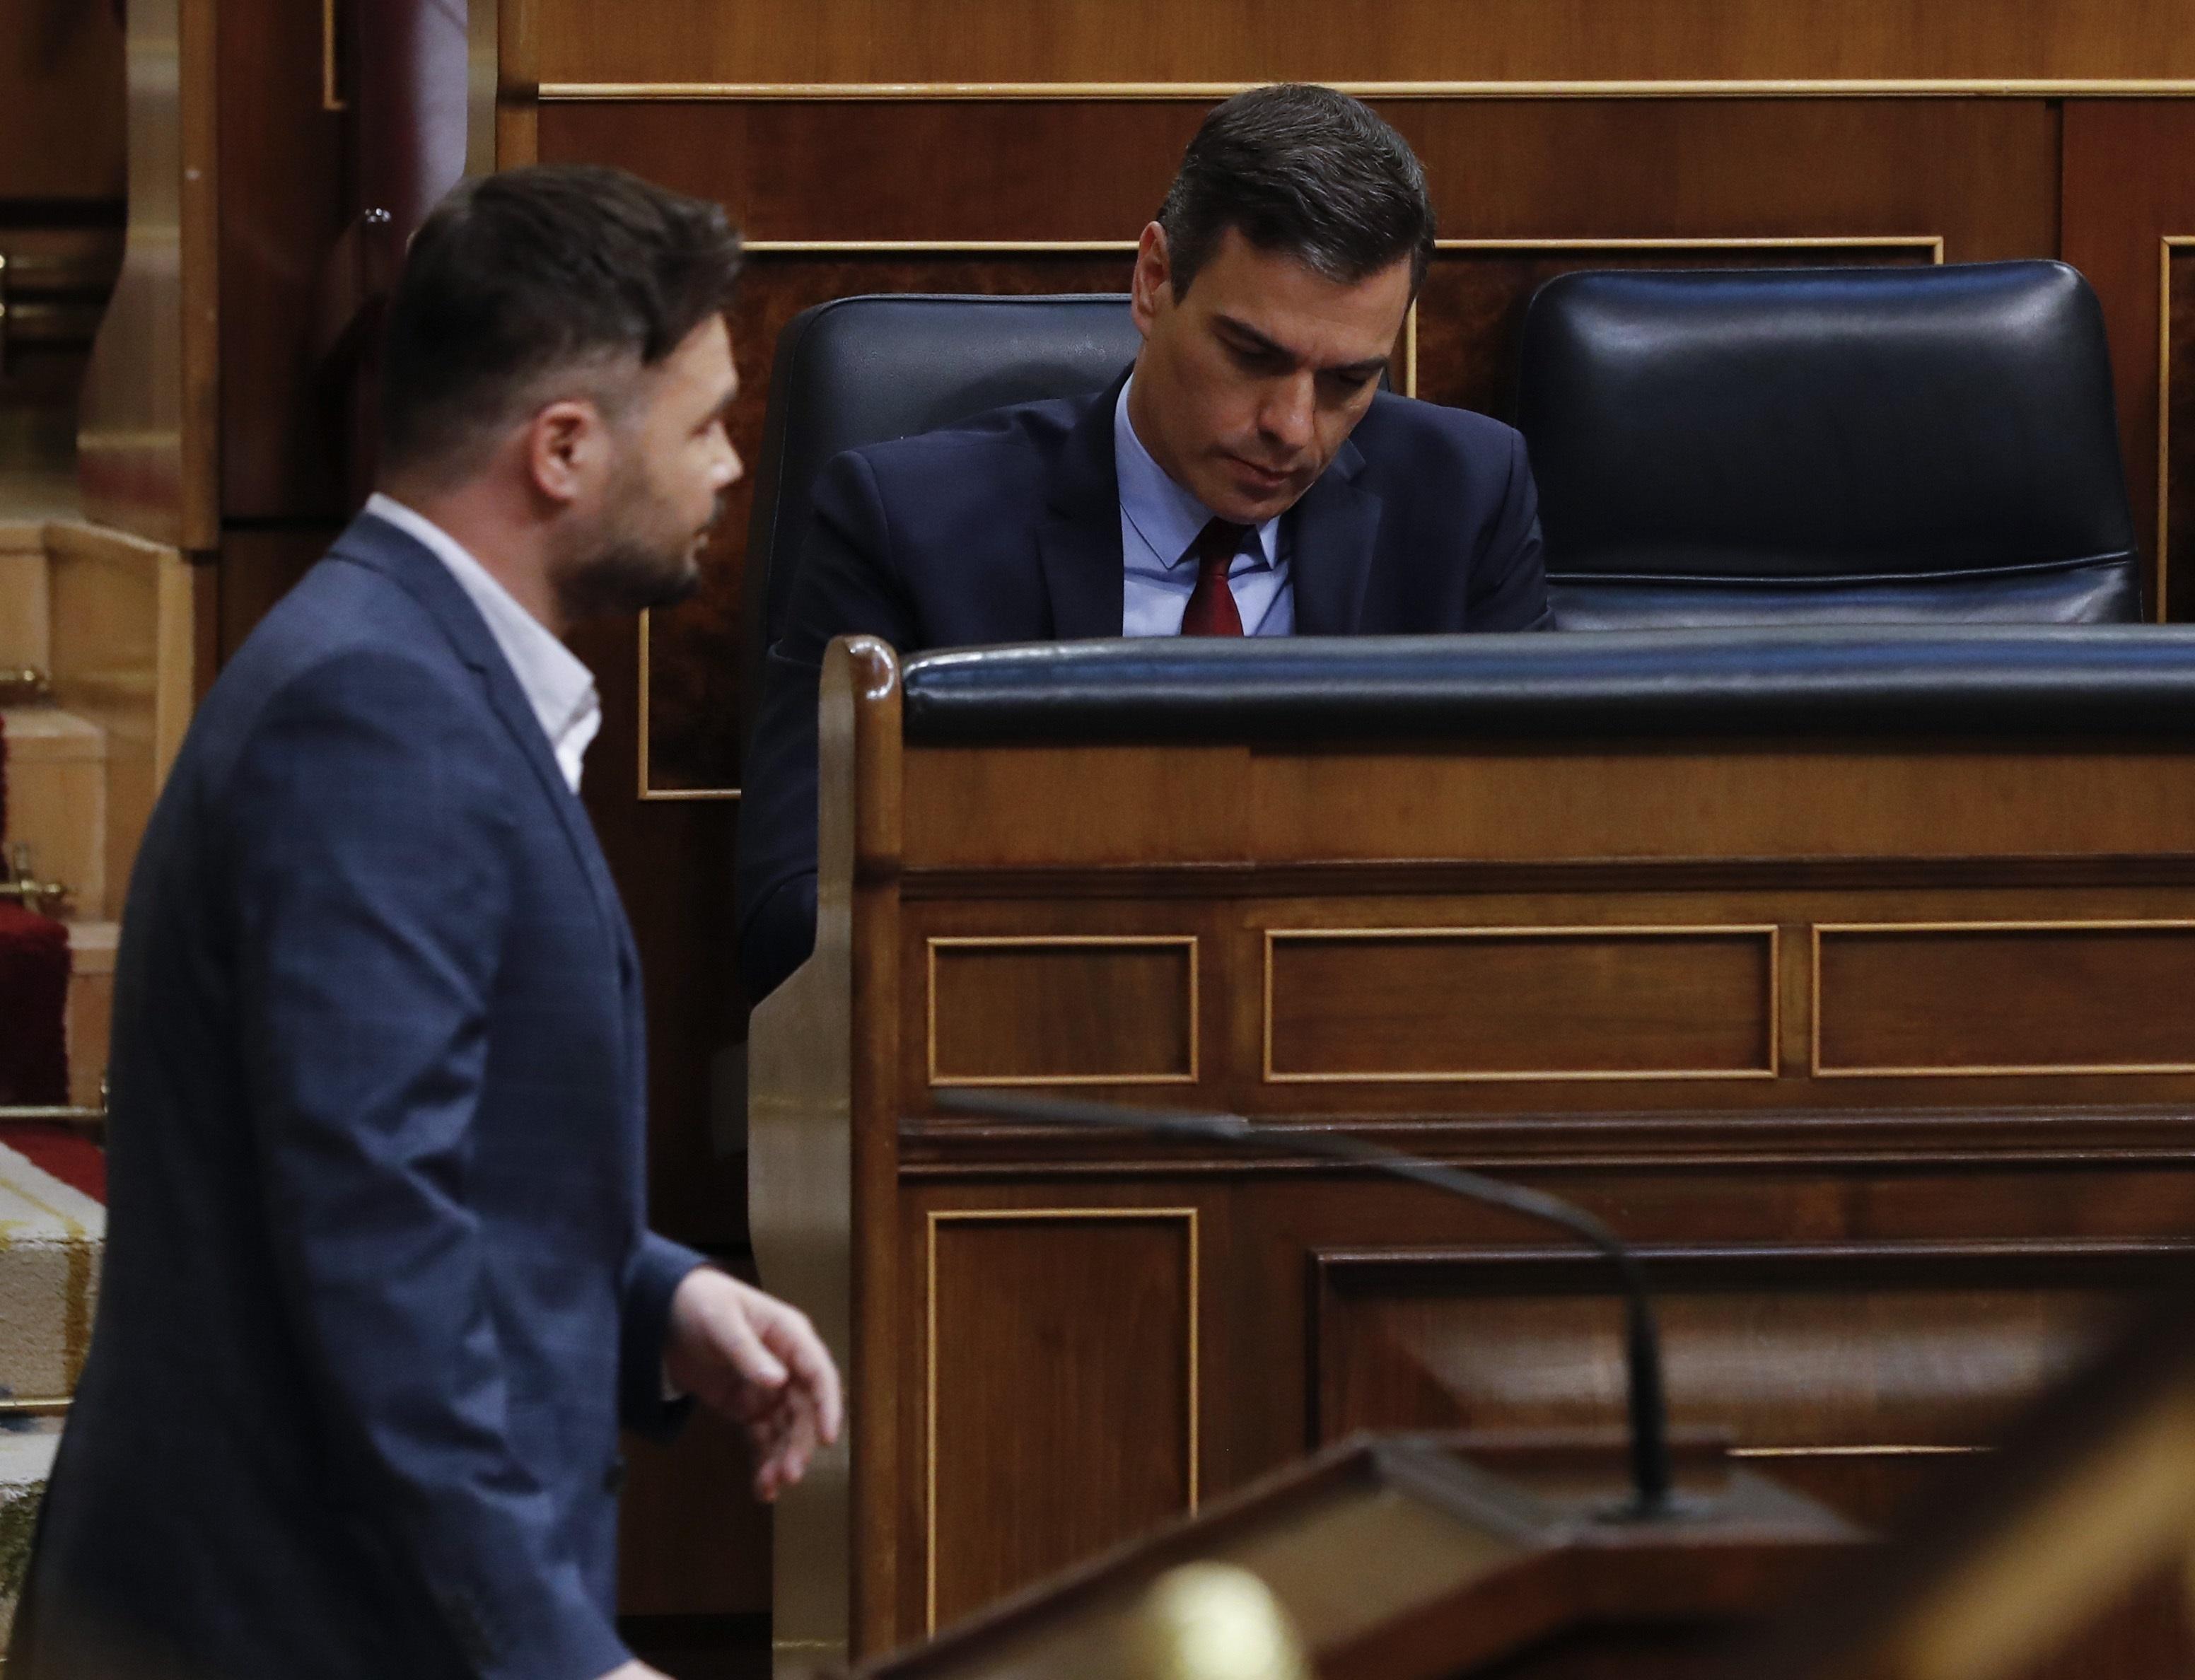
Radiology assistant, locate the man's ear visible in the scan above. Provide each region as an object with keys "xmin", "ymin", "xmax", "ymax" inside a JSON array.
[
  {"xmin": 523, "ymin": 398, "xmax": 605, "ymax": 508},
  {"xmin": 1129, "ymin": 222, "xmax": 1173, "ymax": 337}
]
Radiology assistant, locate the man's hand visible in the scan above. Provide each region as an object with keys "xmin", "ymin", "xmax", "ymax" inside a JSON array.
[
  {"xmin": 665, "ymin": 1268, "xmax": 844, "ymax": 1501},
  {"xmin": 598, "ymin": 1663, "xmax": 672, "ymax": 1680}
]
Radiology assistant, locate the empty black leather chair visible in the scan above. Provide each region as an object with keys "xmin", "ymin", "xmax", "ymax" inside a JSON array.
[
  {"xmin": 1515, "ymin": 261, "xmax": 2143, "ymax": 629},
  {"xmin": 738, "ymin": 293, "xmax": 1144, "ymax": 742}
]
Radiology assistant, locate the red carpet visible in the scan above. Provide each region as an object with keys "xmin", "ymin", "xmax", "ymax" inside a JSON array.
[{"xmin": 1, "ymin": 1123, "xmax": 103, "ymax": 1201}]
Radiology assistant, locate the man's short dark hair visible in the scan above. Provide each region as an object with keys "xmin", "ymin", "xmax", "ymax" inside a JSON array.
[
  {"xmin": 380, "ymin": 164, "xmax": 742, "ymax": 479},
  {"xmin": 1157, "ymin": 83, "xmax": 1435, "ymax": 299}
]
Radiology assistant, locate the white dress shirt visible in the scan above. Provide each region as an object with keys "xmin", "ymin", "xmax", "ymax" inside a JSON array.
[
  {"xmin": 1114, "ymin": 378, "xmax": 1295, "ymax": 636},
  {"xmin": 365, "ymin": 494, "xmax": 602, "ymax": 794}
]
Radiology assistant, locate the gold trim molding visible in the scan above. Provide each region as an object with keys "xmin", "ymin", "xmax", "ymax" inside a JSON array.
[
  {"xmin": 1812, "ymin": 918, "xmax": 2195, "ymax": 1078},
  {"xmin": 924, "ymin": 1205, "xmax": 1201, "ymax": 1634},
  {"xmin": 1733, "ymin": 1443, "xmax": 1986, "ymax": 1459},
  {"xmin": 542, "ymin": 79, "xmax": 2195, "ymax": 103},
  {"xmin": 1262, "ymin": 923, "xmax": 1783, "ymax": 1085},
  {"xmin": 926, "ymin": 934, "xmax": 1200, "ymax": 1087},
  {"xmin": 634, "ymin": 610, "xmax": 736, "ymax": 801}
]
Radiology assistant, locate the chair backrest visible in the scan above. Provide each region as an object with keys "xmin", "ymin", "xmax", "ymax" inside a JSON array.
[
  {"xmin": 739, "ymin": 293, "xmax": 1143, "ymax": 742},
  {"xmin": 1515, "ymin": 261, "xmax": 2143, "ymax": 629}
]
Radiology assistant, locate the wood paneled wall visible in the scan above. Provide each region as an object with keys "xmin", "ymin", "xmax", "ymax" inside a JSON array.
[{"xmin": 522, "ymin": 0, "xmax": 2195, "ymax": 86}]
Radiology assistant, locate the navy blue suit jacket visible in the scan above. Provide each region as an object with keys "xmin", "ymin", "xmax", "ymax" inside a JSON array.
[
  {"xmin": 735, "ymin": 373, "xmax": 1551, "ymax": 998},
  {"xmin": 15, "ymin": 514, "xmax": 704, "ymax": 1680}
]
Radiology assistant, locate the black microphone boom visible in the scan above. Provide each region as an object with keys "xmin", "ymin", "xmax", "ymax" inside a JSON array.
[{"xmin": 930, "ymin": 1087, "xmax": 1675, "ymax": 1517}]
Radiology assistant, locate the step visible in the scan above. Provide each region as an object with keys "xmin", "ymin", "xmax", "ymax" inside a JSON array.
[
  {"xmin": 0, "ymin": 1423, "xmax": 62, "ymax": 1652},
  {"xmin": 0, "ymin": 708, "xmax": 106, "ymax": 921},
  {"xmin": 64, "ymin": 922, "xmax": 115, "ymax": 1112},
  {"xmin": 0, "ymin": 1136, "xmax": 103, "ymax": 1405},
  {"xmin": 0, "ymin": 1131, "xmax": 107, "ymax": 1660}
]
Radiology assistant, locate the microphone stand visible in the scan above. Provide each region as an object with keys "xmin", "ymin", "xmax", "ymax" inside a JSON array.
[{"xmin": 931, "ymin": 1087, "xmax": 1676, "ymax": 1518}]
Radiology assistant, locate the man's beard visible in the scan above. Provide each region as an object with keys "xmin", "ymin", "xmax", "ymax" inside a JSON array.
[
  {"xmin": 559, "ymin": 531, "xmax": 705, "ymax": 617},
  {"xmin": 551, "ymin": 467, "xmax": 721, "ymax": 619}
]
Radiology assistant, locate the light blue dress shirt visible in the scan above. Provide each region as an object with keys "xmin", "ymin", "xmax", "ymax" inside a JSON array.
[{"xmin": 1114, "ymin": 378, "xmax": 1294, "ymax": 636}]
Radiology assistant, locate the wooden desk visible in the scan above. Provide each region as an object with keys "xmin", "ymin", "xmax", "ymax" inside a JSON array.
[{"xmin": 751, "ymin": 633, "xmax": 2195, "ymax": 1670}]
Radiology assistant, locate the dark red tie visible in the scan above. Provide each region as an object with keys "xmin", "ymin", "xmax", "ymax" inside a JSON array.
[{"xmin": 1180, "ymin": 518, "xmax": 1247, "ymax": 636}]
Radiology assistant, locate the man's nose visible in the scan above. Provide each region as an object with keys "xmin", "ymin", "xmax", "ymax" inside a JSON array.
[
  {"xmin": 718, "ymin": 438, "xmax": 745, "ymax": 489},
  {"xmin": 1258, "ymin": 373, "xmax": 1316, "ymax": 451}
]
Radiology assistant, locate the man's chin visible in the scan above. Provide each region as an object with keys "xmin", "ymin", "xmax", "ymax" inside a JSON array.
[
  {"xmin": 1201, "ymin": 461, "xmax": 1308, "ymax": 525},
  {"xmin": 560, "ymin": 547, "xmax": 702, "ymax": 619},
  {"xmin": 640, "ymin": 556, "xmax": 703, "ymax": 611}
]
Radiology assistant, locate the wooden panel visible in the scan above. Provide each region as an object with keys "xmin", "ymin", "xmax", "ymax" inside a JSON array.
[
  {"xmin": 928, "ymin": 936, "xmax": 1197, "ymax": 1087},
  {"xmin": 215, "ymin": 0, "xmax": 351, "ymax": 519},
  {"xmin": 541, "ymin": 98, "xmax": 2055, "ymax": 251},
  {"xmin": 902, "ymin": 746, "xmax": 2195, "ymax": 872},
  {"xmin": 926, "ymin": 1209, "xmax": 1196, "ymax": 1633},
  {"xmin": 216, "ymin": 525, "xmax": 334, "ymax": 663},
  {"xmin": 2061, "ymin": 103, "xmax": 2195, "ymax": 619},
  {"xmin": 1391, "ymin": 100, "xmax": 2055, "ymax": 254},
  {"xmin": 899, "ymin": 881, "xmax": 2195, "ymax": 1119},
  {"xmin": 1310, "ymin": 1243, "xmax": 2186, "ymax": 1527},
  {"xmin": 569, "ymin": 609, "xmax": 748, "ymax": 1244},
  {"xmin": 529, "ymin": 0, "xmax": 2195, "ymax": 85},
  {"xmin": 1264, "ymin": 926, "xmax": 1776, "ymax": 1083},
  {"xmin": 1816, "ymin": 922, "xmax": 2195, "ymax": 1076},
  {"xmin": 0, "ymin": 2, "xmax": 125, "ymax": 202},
  {"xmin": 619, "ymin": 1388, "xmax": 774, "ymax": 1617}
]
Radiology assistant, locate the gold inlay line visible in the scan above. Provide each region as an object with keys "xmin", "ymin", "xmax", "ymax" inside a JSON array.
[
  {"xmin": 1733, "ymin": 1443, "xmax": 1986, "ymax": 1459},
  {"xmin": 541, "ymin": 79, "xmax": 2195, "ymax": 103}
]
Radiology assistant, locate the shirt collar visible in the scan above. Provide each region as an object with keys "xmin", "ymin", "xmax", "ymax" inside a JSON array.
[
  {"xmin": 364, "ymin": 493, "xmax": 600, "ymax": 792},
  {"xmin": 1113, "ymin": 378, "xmax": 1281, "ymax": 571}
]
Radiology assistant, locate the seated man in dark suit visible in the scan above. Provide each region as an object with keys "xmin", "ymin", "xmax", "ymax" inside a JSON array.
[{"xmin": 738, "ymin": 83, "xmax": 1551, "ymax": 998}]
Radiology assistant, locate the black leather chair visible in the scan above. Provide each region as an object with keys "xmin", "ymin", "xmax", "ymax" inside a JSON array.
[
  {"xmin": 1515, "ymin": 261, "xmax": 2143, "ymax": 629},
  {"xmin": 738, "ymin": 292, "xmax": 1144, "ymax": 745}
]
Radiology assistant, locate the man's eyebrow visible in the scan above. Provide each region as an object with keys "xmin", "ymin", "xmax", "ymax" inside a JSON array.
[{"xmin": 1212, "ymin": 313, "xmax": 1390, "ymax": 378}]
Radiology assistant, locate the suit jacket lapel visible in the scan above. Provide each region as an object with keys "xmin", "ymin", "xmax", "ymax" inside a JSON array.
[
  {"xmin": 330, "ymin": 513, "xmax": 629, "ymax": 951},
  {"xmin": 1288, "ymin": 436, "xmax": 1384, "ymax": 635},
  {"xmin": 1038, "ymin": 368, "xmax": 1132, "ymax": 638}
]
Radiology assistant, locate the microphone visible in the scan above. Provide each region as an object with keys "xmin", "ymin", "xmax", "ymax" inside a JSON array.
[{"xmin": 931, "ymin": 1087, "xmax": 1676, "ymax": 1518}]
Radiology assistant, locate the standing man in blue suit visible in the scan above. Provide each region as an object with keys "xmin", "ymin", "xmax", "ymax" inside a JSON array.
[
  {"xmin": 737, "ymin": 84, "xmax": 1552, "ymax": 1001},
  {"xmin": 15, "ymin": 167, "xmax": 839, "ymax": 1680}
]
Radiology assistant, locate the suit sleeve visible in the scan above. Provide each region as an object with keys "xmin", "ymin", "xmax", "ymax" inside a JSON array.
[
  {"xmin": 620, "ymin": 1230, "xmax": 706, "ymax": 1437},
  {"xmin": 736, "ymin": 448, "xmax": 924, "ymax": 1000},
  {"xmin": 1470, "ymin": 427, "xmax": 1554, "ymax": 632},
  {"xmin": 228, "ymin": 648, "xmax": 631, "ymax": 1680}
]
